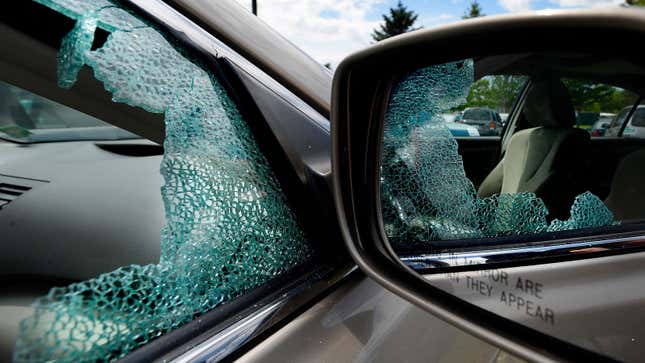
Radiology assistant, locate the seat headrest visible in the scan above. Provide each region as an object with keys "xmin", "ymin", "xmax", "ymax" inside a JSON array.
[{"xmin": 522, "ymin": 79, "xmax": 576, "ymax": 128}]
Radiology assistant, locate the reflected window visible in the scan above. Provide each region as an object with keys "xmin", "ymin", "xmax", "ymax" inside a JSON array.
[{"xmin": 380, "ymin": 53, "xmax": 644, "ymax": 251}]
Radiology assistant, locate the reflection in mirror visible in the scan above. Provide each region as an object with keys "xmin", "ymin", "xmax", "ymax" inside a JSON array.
[{"xmin": 380, "ymin": 53, "xmax": 645, "ymax": 264}]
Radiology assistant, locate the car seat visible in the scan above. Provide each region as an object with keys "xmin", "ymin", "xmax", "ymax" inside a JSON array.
[{"xmin": 477, "ymin": 78, "xmax": 590, "ymax": 219}]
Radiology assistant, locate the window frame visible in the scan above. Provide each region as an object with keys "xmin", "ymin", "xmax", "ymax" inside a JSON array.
[{"xmin": 114, "ymin": 1, "xmax": 350, "ymax": 361}]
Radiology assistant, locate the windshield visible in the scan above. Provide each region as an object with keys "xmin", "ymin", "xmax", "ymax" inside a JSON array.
[
  {"xmin": 0, "ymin": 81, "xmax": 137, "ymax": 143},
  {"xmin": 462, "ymin": 108, "xmax": 490, "ymax": 121},
  {"xmin": 576, "ymin": 112, "xmax": 598, "ymax": 127}
]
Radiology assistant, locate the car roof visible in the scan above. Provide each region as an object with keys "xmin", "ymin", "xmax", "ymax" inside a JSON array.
[
  {"xmin": 621, "ymin": 105, "xmax": 645, "ymax": 111},
  {"xmin": 167, "ymin": 0, "xmax": 332, "ymax": 117}
]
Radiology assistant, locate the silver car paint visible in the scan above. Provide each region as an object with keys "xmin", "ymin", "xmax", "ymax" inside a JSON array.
[
  {"xmin": 619, "ymin": 106, "xmax": 645, "ymax": 139},
  {"xmin": 425, "ymin": 251, "xmax": 645, "ymax": 362},
  {"xmin": 234, "ymin": 250, "xmax": 645, "ymax": 363},
  {"xmin": 236, "ymin": 274, "xmax": 521, "ymax": 363}
]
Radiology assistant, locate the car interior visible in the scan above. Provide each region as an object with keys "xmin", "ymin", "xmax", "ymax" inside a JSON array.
[
  {"xmin": 0, "ymin": 5, "xmax": 167, "ymax": 360},
  {"xmin": 387, "ymin": 52, "xmax": 645, "ymax": 253},
  {"xmin": 463, "ymin": 53, "xmax": 645, "ymax": 225},
  {"xmin": 477, "ymin": 77, "xmax": 591, "ymax": 220}
]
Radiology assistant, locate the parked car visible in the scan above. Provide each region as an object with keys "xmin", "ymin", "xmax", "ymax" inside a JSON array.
[
  {"xmin": 447, "ymin": 122, "xmax": 480, "ymax": 137},
  {"xmin": 590, "ymin": 112, "xmax": 616, "ymax": 136},
  {"xmin": 612, "ymin": 105, "xmax": 645, "ymax": 139},
  {"xmin": 499, "ymin": 112, "xmax": 509, "ymax": 126},
  {"xmin": 605, "ymin": 105, "xmax": 645, "ymax": 138},
  {"xmin": 458, "ymin": 107, "xmax": 502, "ymax": 136},
  {"xmin": 575, "ymin": 111, "xmax": 599, "ymax": 130}
]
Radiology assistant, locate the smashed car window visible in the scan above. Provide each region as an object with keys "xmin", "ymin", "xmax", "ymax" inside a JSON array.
[
  {"xmin": 380, "ymin": 60, "xmax": 616, "ymax": 246},
  {"xmin": 14, "ymin": 1, "xmax": 311, "ymax": 362}
]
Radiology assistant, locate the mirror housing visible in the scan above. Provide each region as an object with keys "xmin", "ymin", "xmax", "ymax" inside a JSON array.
[{"xmin": 331, "ymin": 8, "xmax": 645, "ymax": 362}]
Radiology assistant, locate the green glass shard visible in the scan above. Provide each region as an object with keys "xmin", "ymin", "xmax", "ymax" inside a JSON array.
[
  {"xmin": 14, "ymin": 1, "xmax": 311, "ymax": 362},
  {"xmin": 548, "ymin": 192, "xmax": 616, "ymax": 232},
  {"xmin": 57, "ymin": 14, "xmax": 97, "ymax": 89}
]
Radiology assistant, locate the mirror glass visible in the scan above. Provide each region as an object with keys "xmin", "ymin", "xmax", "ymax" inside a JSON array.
[{"xmin": 379, "ymin": 53, "xmax": 644, "ymax": 264}]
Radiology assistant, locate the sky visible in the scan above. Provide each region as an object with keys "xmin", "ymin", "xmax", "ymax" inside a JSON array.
[{"xmin": 233, "ymin": 0, "xmax": 625, "ymax": 66}]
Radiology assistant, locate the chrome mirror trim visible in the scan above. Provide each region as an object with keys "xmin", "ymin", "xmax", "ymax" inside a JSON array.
[{"xmin": 402, "ymin": 233, "xmax": 645, "ymax": 270}]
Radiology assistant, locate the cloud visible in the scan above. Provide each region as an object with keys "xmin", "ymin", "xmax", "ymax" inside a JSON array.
[
  {"xmin": 498, "ymin": 0, "xmax": 534, "ymax": 12},
  {"xmin": 498, "ymin": 0, "xmax": 622, "ymax": 12},
  {"xmin": 234, "ymin": 0, "xmax": 384, "ymax": 66},
  {"xmin": 233, "ymin": 0, "xmax": 626, "ymax": 67},
  {"xmin": 419, "ymin": 12, "xmax": 457, "ymax": 26},
  {"xmin": 548, "ymin": 0, "xmax": 624, "ymax": 7},
  {"xmin": 234, "ymin": 1, "xmax": 460, "ymax": 66}
]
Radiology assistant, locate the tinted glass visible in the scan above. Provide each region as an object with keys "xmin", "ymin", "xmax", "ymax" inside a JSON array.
[{"xmin": 462, "ymin": 108, "xmax": 490, "ymax": 120}]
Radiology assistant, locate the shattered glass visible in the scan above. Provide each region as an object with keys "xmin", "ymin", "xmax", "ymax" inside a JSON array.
[
  {"xmin": 380, "ymin": 60, "xmax": 616, "ymax": 245},
  {"xmin": 14, "ymin": 1, "xmax": 311, "ymax": 362}
]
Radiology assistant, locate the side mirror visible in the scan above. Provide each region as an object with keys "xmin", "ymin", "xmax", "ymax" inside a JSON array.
[{"xmin": 332, "ymin": 8, "xmax": 645, "ymax": 363}]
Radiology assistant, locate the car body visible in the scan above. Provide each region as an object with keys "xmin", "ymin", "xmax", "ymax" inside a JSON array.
[
  {"xmin": 447, "ymin": 122, "xmax": 480, "ymax": 137},
  {"xmin": 575, "ymin": 111, "xmax": 599, "ymax": 130},
  {"xmin": 590, "ymin": 112, "xmax": 616, "ymax": 136},
  {"xmin": 606, "ymin": 105, "xmax": 645, "ymax": 137},
  {"xmin": 499, "ymin": 112, "xmax": 509, "ymax": 126},
  {"xmin": 458, "ymin": 107, "xmax": 502, "ymax": 136},
  {"xmin": 441, "ymin": 114, "xmax": 480, "ymax": 136},
  {"xmin": 617, "ymin": 106, "xmax": 645, "ymax": 138}
]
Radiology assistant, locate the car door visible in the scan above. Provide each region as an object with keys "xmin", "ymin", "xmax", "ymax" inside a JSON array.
[{"xmin": 0, "ymin": 0, "xmax": 345, "ymax": 361}]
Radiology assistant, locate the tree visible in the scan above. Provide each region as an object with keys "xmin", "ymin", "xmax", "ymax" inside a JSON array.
[
  {"xmin": 626, "ymin": 0, "xmax": 645, "ymax": 6},
  {"xmin": 462, "ymin": 76, "xmax": 636, "ymax": 115},
  {"xmin": 463, "ymin": 76, "xmax": 527, "ymax": 113},
  {"xmin": 563, "ymin": 80, "xmax": 616, "ymax": 112},
  {"xmin": 371, "ymin": 1, "xmax": 420, "ymax": 42},
  {"xmin": 465, "ymin": 79, "xmax": 494, "ymax": 108},
  {"xmin": 463, "ymin": 1, "xmax": 484, "ymax": 19},
  {"xmin": 488, "ymin": 75, "xmax": 526, "ymax": 112}
]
